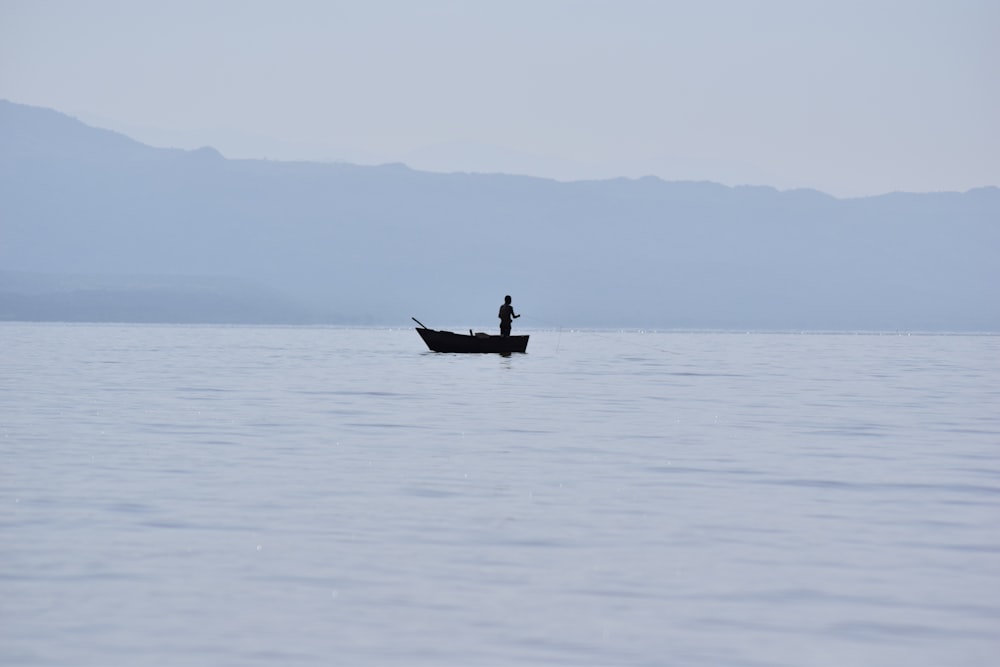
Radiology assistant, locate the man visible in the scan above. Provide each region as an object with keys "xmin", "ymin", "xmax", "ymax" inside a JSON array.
[{"xmin": 498, "ymin": 295, "xmax": 520, "ymax": 337}]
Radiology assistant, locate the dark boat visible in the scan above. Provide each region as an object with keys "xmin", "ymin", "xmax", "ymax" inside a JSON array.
[{"xmin": 413, "ymin": 319, "xmax": 529, "ymax": 354}]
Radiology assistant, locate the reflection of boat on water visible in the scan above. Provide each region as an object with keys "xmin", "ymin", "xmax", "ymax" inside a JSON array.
[{"xmin": 413, "ymin": 318, "xmax": 529, "ymax": 354}]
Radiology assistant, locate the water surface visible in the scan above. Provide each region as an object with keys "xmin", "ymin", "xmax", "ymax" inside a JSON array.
[{"xmin": 2, "ymin": 324, "xmax": 998, "ymax": 665}]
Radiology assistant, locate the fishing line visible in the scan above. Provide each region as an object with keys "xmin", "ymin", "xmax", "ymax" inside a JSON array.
[
  {"xmin": 519, "ymin": 314, "xmax": 564, "ymax": 353},
  {"xmin": 520, "ymin": 315, "xmax": 680, "ymax": 356}
]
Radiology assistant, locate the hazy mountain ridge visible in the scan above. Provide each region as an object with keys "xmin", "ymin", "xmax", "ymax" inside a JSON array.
[
  {"xmin": 1, "ymin": 99, "xmax": 998, "ymax": 330},
  {"xmin": 0, "ymin": 270, "xmax": 320, "ymax": 324}
]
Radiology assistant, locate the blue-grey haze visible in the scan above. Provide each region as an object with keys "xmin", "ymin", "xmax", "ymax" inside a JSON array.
[
  {"xmin": 2, "ymin": 323, "xmax": 998, "ymax": 666},
  {"xmin": 1, "ymin": 100, "xmax": 998, "ymax": 331}
]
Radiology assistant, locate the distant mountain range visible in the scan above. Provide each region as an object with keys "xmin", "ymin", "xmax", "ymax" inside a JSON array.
[{"xmin": 2, "ymin": 99, "xmax": 998, "ymax": 330}]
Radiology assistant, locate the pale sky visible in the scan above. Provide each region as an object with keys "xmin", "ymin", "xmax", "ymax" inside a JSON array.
[{"xmin": 2, "ymin": 0, "xmax": 997, "ymax": 196}]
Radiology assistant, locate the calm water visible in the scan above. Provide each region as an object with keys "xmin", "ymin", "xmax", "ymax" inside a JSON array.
[{"xmin": 2, "ymin": 323, "xmax": 998, "ymax": 666}]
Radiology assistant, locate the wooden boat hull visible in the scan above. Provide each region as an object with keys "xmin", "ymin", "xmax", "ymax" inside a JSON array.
[{"xmin": 416, "ymin": 327, "xmax": 529, "ymax": 353}]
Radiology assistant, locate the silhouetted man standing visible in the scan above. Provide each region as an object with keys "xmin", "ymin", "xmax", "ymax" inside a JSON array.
[{"xmin": 498, "ymin": 295, "xmax": 520, "ymax": 337}]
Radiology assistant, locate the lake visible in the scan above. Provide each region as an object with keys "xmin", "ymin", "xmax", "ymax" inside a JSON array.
[{"xmin": 2, "ymin": 323, "xmax": 998, "ymax": 666}]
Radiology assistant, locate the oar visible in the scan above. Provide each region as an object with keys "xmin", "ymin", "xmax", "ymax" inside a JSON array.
[{"xmin": 412, "ymin": 317, "xmax": 430, "ymax": 329}]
